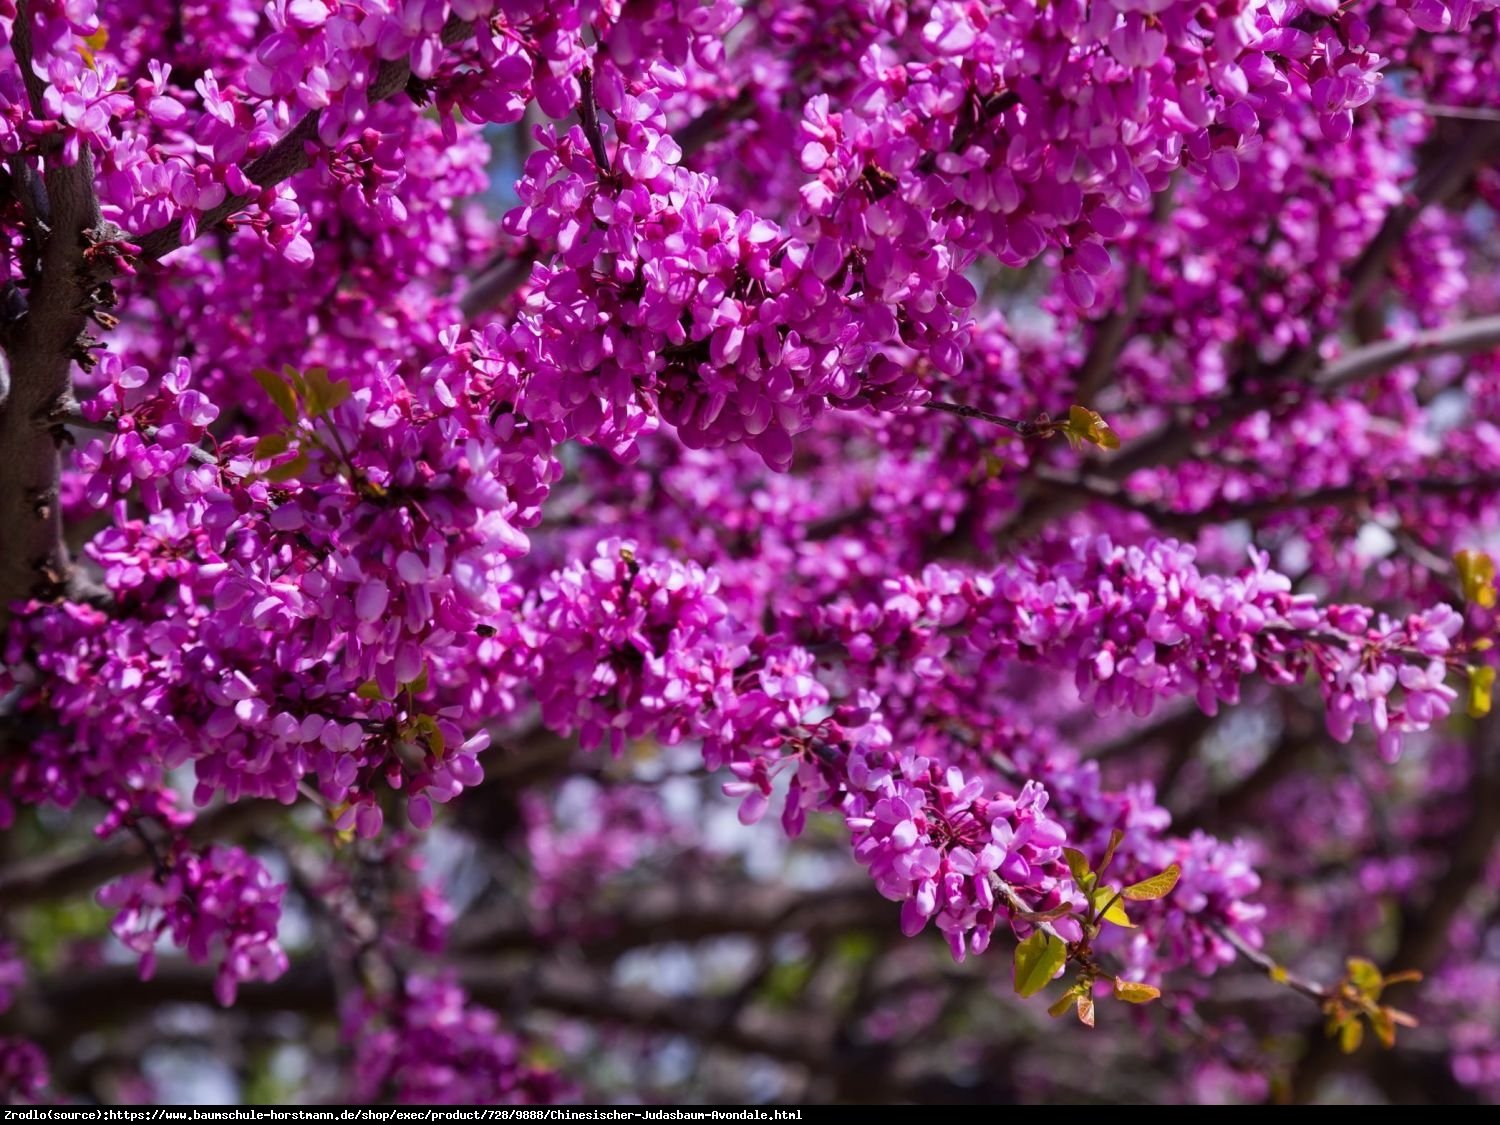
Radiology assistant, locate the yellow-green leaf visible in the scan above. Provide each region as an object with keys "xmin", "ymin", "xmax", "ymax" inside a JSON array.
[
  {"xmin": 1113, "ymin": 979, "xmax": 1161, "ymax": 1004},
  {"xmin": 1098, "ymin": 828, "xmax": 1124, "ymax": 875},
  {"xmin": 355, "ymin": 680, "xmax": 384, "ymax": 701},
  {"xmin": 1090, "ymin": 888, "xmax": 1133, "ymax": 928},
  {"xmin": 1013, "ymin": 931, "xmax": 1068, "ymax": 999},
  {"xmin": 1469, "ymin": 665, "xmax": 1495, "ymax": 719},
  {"xmin": 1047, "ymin": 990, "xmax": 1078, "ymax": 1018},
  {"xmin": 78, "ymin": 24, "xmax": 108, "ymax": 69},
  {"xmin": 1062, "ymin": 847, "xmax": 1093, "ymax": 885},
  {"xmin": 1338, "ymin": 1017, "xmax": 1364, "ymax": 1054},
  {"xmin": 252, "ymin": 367, "xmax": 299, "ymax": 423},
  {"xmin": 1346, "ymin": 958, "xmax": 1383, "ymax": 1000},
  {"xmin": 1065, "ymin": 405, "xmax": 1121, "ymax": 451},
  {"xmin": 1370, "ymin": 1008, "xmax": 1397, "ymax": 1050},
  {"xmin": 1456, "ymin": 548, "xmax": 1497, "ymax": 608},
  {"xmin": 1122, "ymin": 863, "xmax": 1181, "ymax": 902}
]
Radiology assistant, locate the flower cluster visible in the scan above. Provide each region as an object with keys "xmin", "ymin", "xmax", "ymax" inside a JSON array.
[
  {"xmin": 344, "ymin": 975, "xmax": 566, "ymax": 1105},
  {"xmin": 97, "ymin": 843, "xmax": 288, "ymax": 1006},
  {"xmin": 3, "ymin": 0, "xmax": 1499, "ymax": 1102}
]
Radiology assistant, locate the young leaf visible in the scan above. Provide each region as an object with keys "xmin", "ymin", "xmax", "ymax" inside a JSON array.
[
  {"xmin": 263, "ymin": 451, "xmax": 308, "ymax": 482},
  {"xmin": 303, "ymin": 366, "xmax": 352, "ymax": 418},
  {"xmin": 1013, "ymin": 931, "xmax": 1068, "ymax": 999},
  {"xmin": 404, "ymin": 663, "xmax": 430, "ymax": 696},
  {"xmin": 1346, "ymin": 958, "xmax": 1383, "ymax": 1000},
  {"xmin": 1468, "ymin": 665, "xmax": 1495, "ymax": 720},
  {"xmin": 1062, "ymin": 847, "xmax": 1093, "ymax": 885},
  {"xmin": 1048, "ymin": 989, "xmax": 1079, "ymax": 1019},
  {"xmin": 254, "ymin": 431, "xmax": 290, "ymax": 460},
  {"xmin": 1456, "ymin": 548, "xmax": 1498, "ymax": 608},
  {"xmin": 1065, "ymin": 405, "xmax": 1121, "ymax": 451},
  {"xmin": 355, "ymin": 680, "xmax": 384, "ymax": 701},
  {"xmin": 1370, "ymin": 1008, "xmax": 1396, "ymax": 1049},
  {"xmin": 1122, "ymin": 863, "xmax": 1181, "ymax": 902},
  {"xmin": 252, "ymin": 367, "xmax": 299, "ymax": 423},
  {"xmin": 1075, "ymin": 991, "xmax": 1095, "ymax": 1028},
  {"xmin": 1113, "ymin": 979, "xmax": 1161, "ymax": 1004},
  {"xmin": 1338, "ymin": 1016, "xmax": 1363, "ymax": 1054},
  {"xmin": 1098, "ymin": 828, "xmax": 1124, "ymax": 876},
  {"xmin": 413, "ymin": 714, "xmax": 446, "ymax": 759},
  {"xmin": 282, "ymin": 364, "xmax": 309, "ymax": 400},
  {"xmin": 1090, "ymin": 888, "xmax": 1133, "ymax": 928}
]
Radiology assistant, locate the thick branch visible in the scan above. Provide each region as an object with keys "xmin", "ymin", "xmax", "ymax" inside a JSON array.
[
  {"xmin": 999, "ymin": 315, "xmax": 1500, "ymax": 544},
  {"xmin": 0, "ymin": 3, "xmax": 107, "ymax": 615},
  {"xmin": 1072, "ymin": 180, "xmax": 1175, "ymax": 407},
  {"xmin": 452, "ymin": 879, "xmax": 884, "ymax": 957},
  {"xmin": 0, "ymin": 800, "xmax": 282, "ymax": 910},
  {"xmin": 1031, "ymin": 463, "xmax": 1500, "ymax": 534}
]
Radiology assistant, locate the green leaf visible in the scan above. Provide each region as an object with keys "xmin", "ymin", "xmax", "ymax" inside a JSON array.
[
  {"xmin": 254, "ymin": 431, "xmax": 290, "ymax": 460},
  {"xmin": 355, "ymin": 680, "xmax": 384, "ymax": 701},
  {"xmin": 282, "ymin": 364, "xmax": 309, "ymax": 399},
  {"xmin": 404, "ymin": 663, "xmax": 430, "ymax": 696},
  {"xmin": 1062, "ymin": 847, "xmax": 1093, "ymax": 885},
  {"xmin": 1013, "ymin": 931, "xmax": 1068, "ymax": 999},
  {"xmin": 252, "ymin": 367, "xmax": 299, "ymax": 423},
  {"xmin": 1113, "ymin": 979, "xmax": 1161, "ymax": 1004},
  {"xmin": 1090, "ymin": 888, "xmax": 1133, "ymax": 928},
  {"xmin": 263, "ymin": 451, "xmax": 308, "ymax": 482},
  {"xmin": 302, "ymin": 366, "xmax": 352, "ymax": 418},
  {"xmin": 1047, "ymin": 989, "xmax": 1078, "ymax": 1019},
  {"xmin": 1122, "ymin": 863, "xmax": 1181, "ymax": 902},
  {"xmin": 414, "ymin": 714, "xmax": 445, "ymax": 759}
]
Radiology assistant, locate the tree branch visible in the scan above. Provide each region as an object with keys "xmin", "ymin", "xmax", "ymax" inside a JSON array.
[
  {"xmin": 451, "ymin": 879, "xmax": 885, "ymax": 958},
  {"xmin": 1072, "ymin": 179, "xmax": 1176, "ymax": 407},
  {"xmin": 0, "ymin": 2, "xmax": 110, "ymax": 617},
  {"xmin": 0, "ymin": 800, "xmax": 283, "ymax": 910},
  {"xmin": 993, "ymin": 121, "xmax": 1500, "ymax": 549},
  {"xmin": 1030, "ymin": 463, "xmax": 1500, "ymax": 534},
  {"xmin": 133, "ymin": 17, "xmax": 476, "ymax": 264}
]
